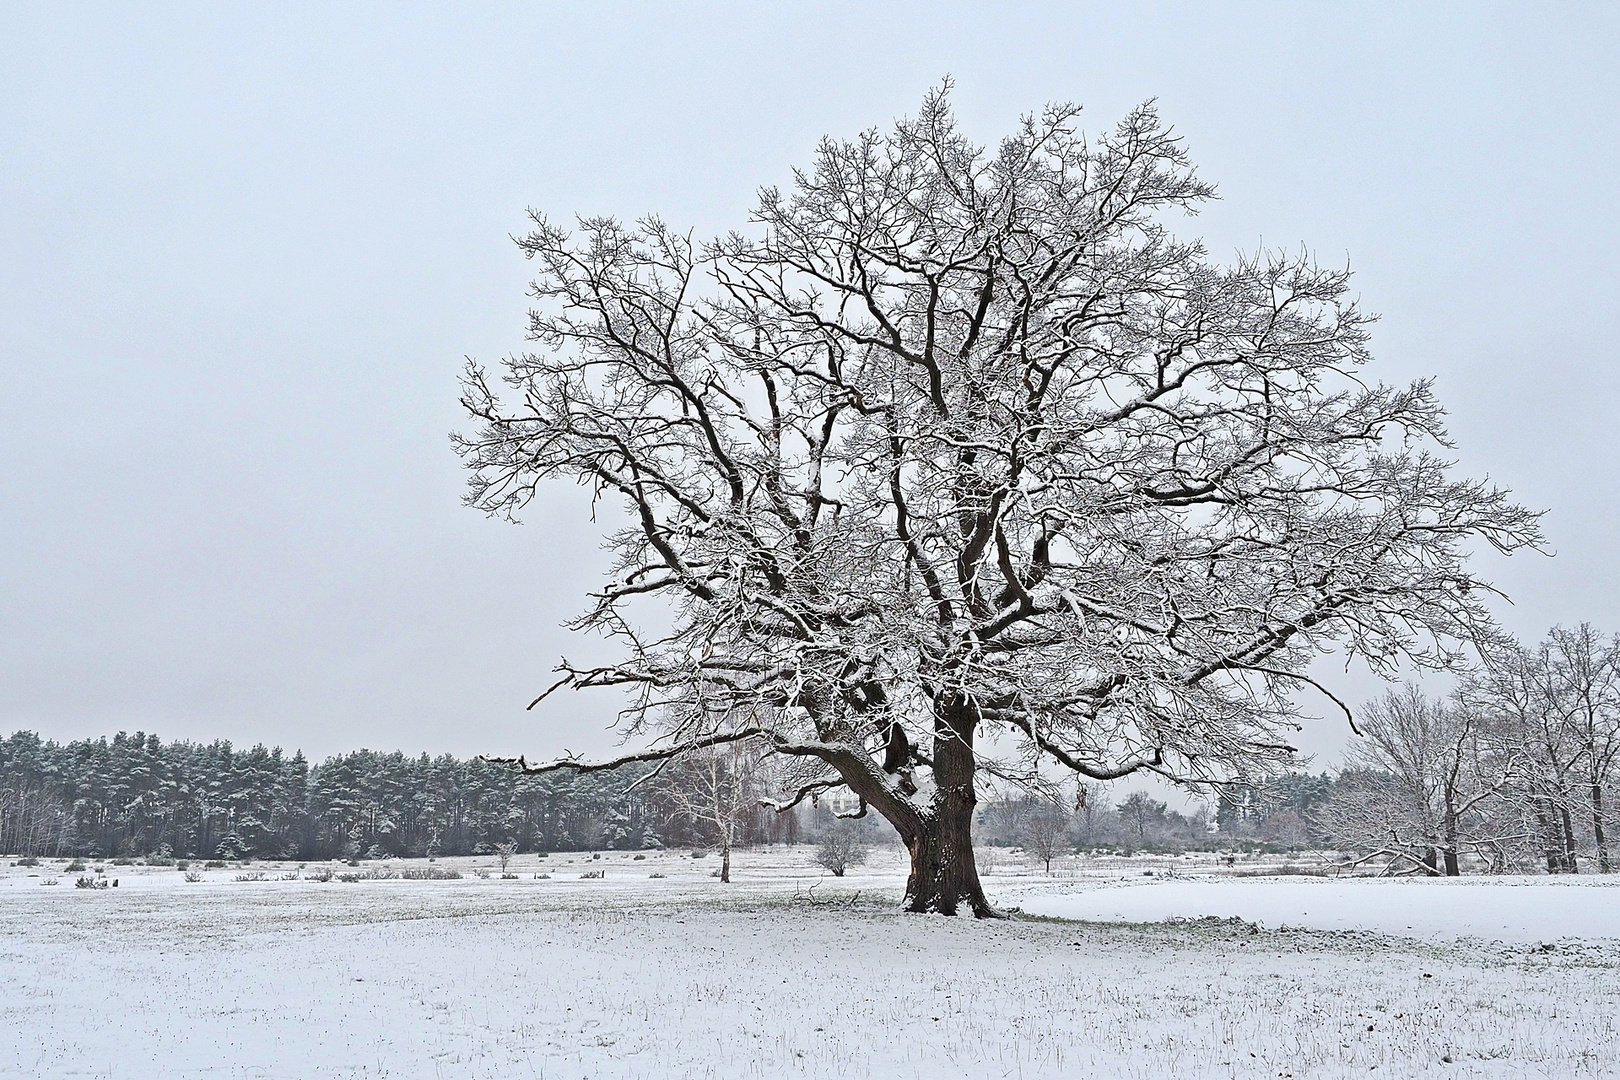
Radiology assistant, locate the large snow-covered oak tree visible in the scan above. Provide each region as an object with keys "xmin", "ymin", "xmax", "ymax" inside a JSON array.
[{"xmin": 457, "ymin": 88, "xmax": 1539, "ymax": 916}]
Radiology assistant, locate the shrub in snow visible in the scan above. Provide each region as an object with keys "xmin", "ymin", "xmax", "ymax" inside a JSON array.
[{"xmin": 815, "ymin": 822, "xmax": 869, "ymax": 878}]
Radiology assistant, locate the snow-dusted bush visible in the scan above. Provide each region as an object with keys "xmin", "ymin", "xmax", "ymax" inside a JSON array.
[{"xmin": 815, "ymin": 822, "xmax": 868, "ymax": 877}]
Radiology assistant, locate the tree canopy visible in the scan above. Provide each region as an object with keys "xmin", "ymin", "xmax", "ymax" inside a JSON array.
[{"xmin": 458, "ymin": 86, "xmax": 1539, "ymax": 914}]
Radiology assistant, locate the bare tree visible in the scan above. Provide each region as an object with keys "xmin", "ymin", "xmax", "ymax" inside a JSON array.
[
  {"xmin": 1467, "ymin": 626, "xmax": 1620, "ymax": 873},
  {"xmin": 1316, "ymin": 686, "xmax": 1511, "ymax": 875},
  {"xmin": 1018, "ymin": 801, "xmax": 1070, "ymax": 875},
  {"xmin": 494, "ymin": 840, "xmax": 517, "ymax": 876},
  {"xmin": 1542, "ymin": 625, "xmax": 1620, "ymax": 872},
  {"xmin": 660, "ymin": 740, "xmax": 759, "ymax": 883},
  {"xmin": 1073, "ymin": 781, "xmax": 1108, "ymax": 848},
  {"xmin": 814, "ymin": 818, "xmax": 869, "ymax": 877},
  {"xmin": 1117, "ymin": 791, "xmax": 1168, "ymax": 849},
  {"xmin": 460, "ymin": 86, "xmax": 1540, "ymax": 915}
]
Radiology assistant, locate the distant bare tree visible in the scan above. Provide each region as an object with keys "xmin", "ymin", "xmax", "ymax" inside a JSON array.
[
  {"xmin": 1073, "ymin": 782, "xmax": 1109, "ymax": 848},
  {"xmin": 1258, "ymin": 808, "xmax": 1310, "ymax": 849},
  {"xmin": 494, "ymin": 840, "xmax": 517, "ymax": 875},
  {"xmin": 1541, "ymin": 625, "xmax": 1620, "ymax": 872},
  {"xmin": 1019, "ymin": 802, "xmax": 1070, "ymax": 875},
  {"xmin": 1117, "ymin": 792, "xmax": 1168, "ymax": 849},
  {"xmin": 661, "ymin": 740, "xmax": 759, "ymax": 883},
  {"xmin": 1317, "ymin": 686, "xmax": 1512, "ymax": 875},
  {"xmin": 461, "ymin": 85, "xmax": 1541, "ymax": 915},
  {"xmin": 1467, "ymin": 626, "xmax": 1620, "ymax": 873}
]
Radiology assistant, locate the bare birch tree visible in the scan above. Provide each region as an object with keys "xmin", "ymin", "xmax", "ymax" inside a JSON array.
[
  {"xmin": 460, "ymin": 86, "xmax": 1540, "ymax": 915},
  {"xmin": 659, "ymin": 739, "xmax": 759, "ymax": 883}
]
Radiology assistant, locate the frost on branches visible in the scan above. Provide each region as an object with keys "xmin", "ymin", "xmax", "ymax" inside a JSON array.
[{"xmin": 457, "ymin": 86, "xmax": 1539, "ymax": 916}]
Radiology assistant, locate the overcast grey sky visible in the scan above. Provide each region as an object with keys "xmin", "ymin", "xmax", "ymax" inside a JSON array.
[{"xmin": 2, "ymin": 3, "xmax": 1617, "ymax": 765}]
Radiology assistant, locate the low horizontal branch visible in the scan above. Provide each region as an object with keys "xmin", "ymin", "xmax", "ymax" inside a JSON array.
[{"xmin": 482, "ymin": 727, "xmax": 767, "ymax": 776}]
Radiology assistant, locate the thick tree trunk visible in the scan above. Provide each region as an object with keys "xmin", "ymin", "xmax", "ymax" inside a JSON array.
[
  {"xmin": 1533, "ymin": 802, "xmax": 1567, "ymax": 873},
  {"xmin": 1560, "ymin": 805, "xmax": 1580, "ymax": 874},
  {"xmin": 903, "ymin": 800, "xmax": 994, "ymax": 915},
  {"xmin": 720, "ymin": 842, "xmax": 731, "ymax": 883},
  {"xmin": 1442, "ymin": 805, "xmax": 1461, "ymax": 876},
  {"xmin": 901, "ymin": 694, "xmax": 997, "ymax": 917},
  {"xmin": 1593, "ymin": 784, "xmax": 1610, "ymax": 874}
]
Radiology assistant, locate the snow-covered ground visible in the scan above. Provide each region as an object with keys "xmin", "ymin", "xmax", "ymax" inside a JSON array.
[
  {"xmin": 3, "ymin": 847, "xmax": 1619, "ymax": 1079},
  {"xmin": 1014, "ymin": 875, "xmax": 1620, "ymax": 942}
]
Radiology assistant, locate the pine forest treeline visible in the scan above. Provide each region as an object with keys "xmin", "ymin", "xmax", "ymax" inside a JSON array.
[{"xmin": 0, "ymin": 730, "xmax": 805, "ymax": 860}]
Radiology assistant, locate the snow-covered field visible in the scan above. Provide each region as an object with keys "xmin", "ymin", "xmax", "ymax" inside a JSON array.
[
  {"xmin": 4, "ymin": 847, "xmax": 1619, "ymax": 1079},
  {"xmin": 1016, "ymin": 875, "xmax": 1620, "ymax": 941}
]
